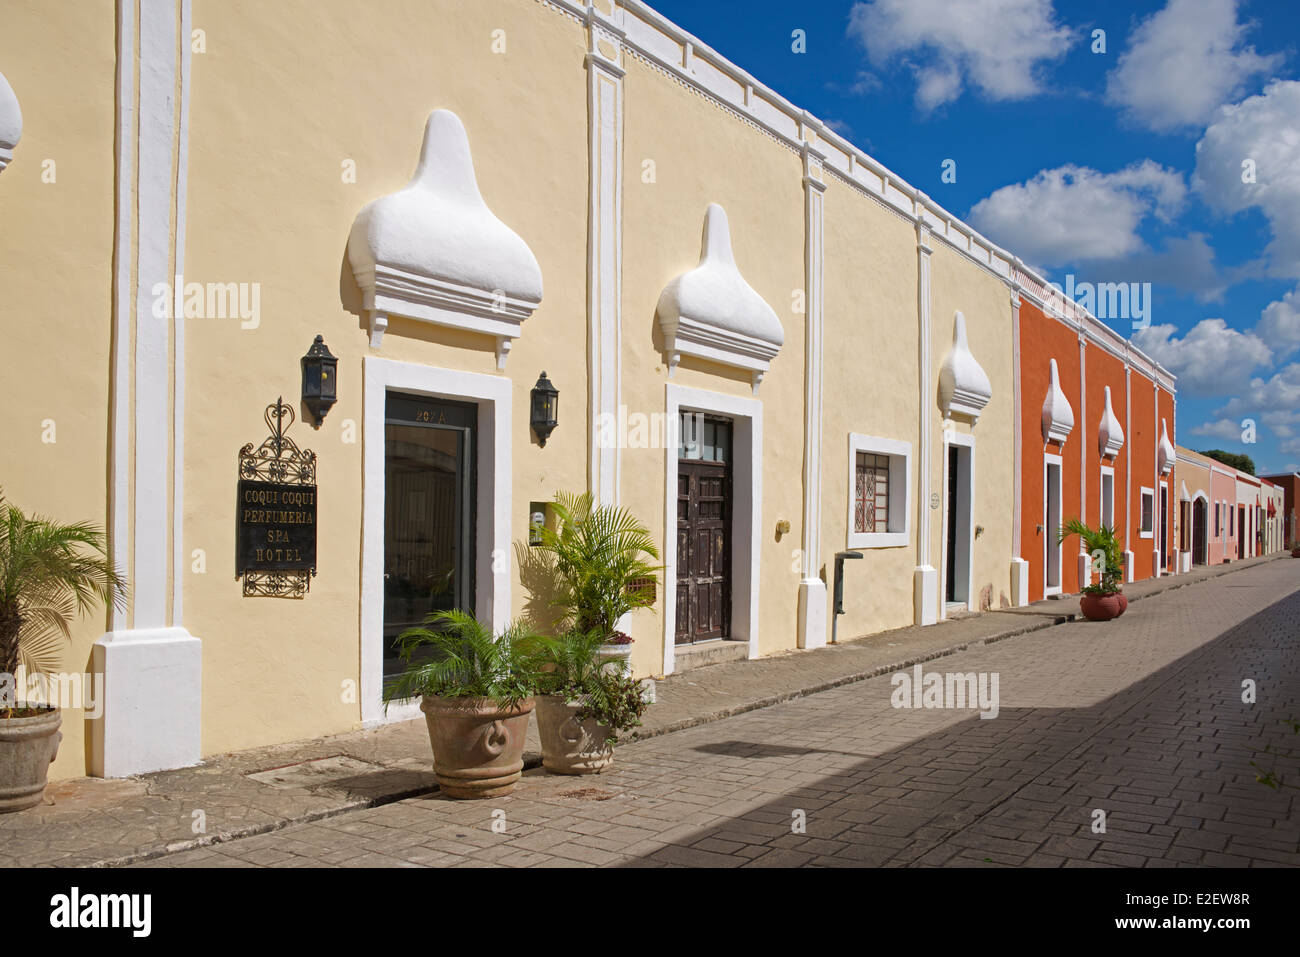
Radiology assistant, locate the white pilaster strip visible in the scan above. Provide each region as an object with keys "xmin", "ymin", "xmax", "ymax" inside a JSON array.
[
  {"xmin": 913, "ymin": 214, "xmax": 937, "ymax": 624},
  {"xmin": 109, "ymin": 0, "xmax": 136, "ymax": 631},
  {"xmin": 796, "ymin": 140, "xmax": 828, "ymax": 649},
  {"xmin": 1009, "ymin": 285, "xmax": 1028, "ymax": 605},
  {"xmin": 172, "ymin": 0, "xmax": 192, "ymax": 625},
  {"xmin": 584, "ymin": 5, "xmax": 625, "ymax": 505},
  {"xmin": 1079, "ymin": 335, "xmax": 1087, "ymax": 520},
  {"xmin": 133, "ymin": 0, "xmax": 179, "ymax": 629}
]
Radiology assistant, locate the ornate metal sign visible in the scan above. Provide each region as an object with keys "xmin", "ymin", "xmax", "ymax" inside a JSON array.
[{"xmin": 236, "ymin": 398, "xmax": 318, "ymax": 597}]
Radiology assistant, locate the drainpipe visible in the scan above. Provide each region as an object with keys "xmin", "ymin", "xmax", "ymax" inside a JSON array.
[{"xmin": 831, "ymin": 550, "xmax": 864, "ymax": 644}]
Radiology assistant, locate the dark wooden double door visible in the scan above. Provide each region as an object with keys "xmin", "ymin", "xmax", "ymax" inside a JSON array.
[{"xmin": 675, "ymin": 460, "xmax": 731, "ymax": 644}]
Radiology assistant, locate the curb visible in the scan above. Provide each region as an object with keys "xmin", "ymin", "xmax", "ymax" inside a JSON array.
[{"xmin": 93, "ymin": 553, "xmax": 1285, "ymax": 868}]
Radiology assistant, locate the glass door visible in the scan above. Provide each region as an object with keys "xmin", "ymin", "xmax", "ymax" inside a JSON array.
[{"xmin": 383, "ymin": 392, "xmax": 477, "ymax": 681}]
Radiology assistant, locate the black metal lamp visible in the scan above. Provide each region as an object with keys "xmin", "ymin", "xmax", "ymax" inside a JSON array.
[
  {"xmin": 530, "ymin": 371, "xmax": 559, "ymax": 447},
  {"xmin": 301, "ymin": 335, "xmax": 338, "ymax": 426}
]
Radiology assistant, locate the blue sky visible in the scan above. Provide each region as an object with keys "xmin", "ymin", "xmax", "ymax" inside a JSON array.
[{"xmin": 648, "ymin": 0, "xmax": 1300, "ymax": 473}]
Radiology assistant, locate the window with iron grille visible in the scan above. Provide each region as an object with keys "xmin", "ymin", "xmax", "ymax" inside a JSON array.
[{"xmin": 855, "ymin": 452, "xmax": 890, "ymax": 534}]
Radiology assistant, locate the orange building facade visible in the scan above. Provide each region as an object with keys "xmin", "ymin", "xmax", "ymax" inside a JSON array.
[{"xmin": 1013, "ymin": 272, "xmax": 1177, "ymax": 604}]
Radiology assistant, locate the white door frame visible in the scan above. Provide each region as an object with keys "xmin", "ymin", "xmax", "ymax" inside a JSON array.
[
  {"xmin": 1044, "ymin": 452, "xmax": 1063, "ymax": 596},
  {"xmin": 360, "ymin": 357, "xmax": 512, "ymax": 726},
  {"xmin": 662, "ymin": 384, "xmax": 762, "ymax": 676},
  {"xmin": 940, "ymin": 430, "xmax": 975, "ymax": 617}
]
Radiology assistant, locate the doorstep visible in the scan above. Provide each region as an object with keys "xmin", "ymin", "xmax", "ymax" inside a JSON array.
[{"xmin": 671, "ymin": 638, "xmax": 750, "ymax": 673}]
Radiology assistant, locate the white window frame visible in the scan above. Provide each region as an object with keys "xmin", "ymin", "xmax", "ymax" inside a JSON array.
[
  {"xmin": 846, "ymin": 434, "xmax": 911, "ymax": 549},
  {"xmin": 1044, "ymin": 452, "xmax": 1064, "ymax": 597},
  {"xmin": 1100, "ymin": 465, "xmax": 1115, "ymax": 531},
  {"xmin": 1139, "ymin": 486, "xmax": 1155, "ymax": 539}
]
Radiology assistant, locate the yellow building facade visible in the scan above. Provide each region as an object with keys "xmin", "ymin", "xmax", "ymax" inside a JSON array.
[{"xmin": 1, "ymin": 0, "xmax": 1171, "ymax": 780}]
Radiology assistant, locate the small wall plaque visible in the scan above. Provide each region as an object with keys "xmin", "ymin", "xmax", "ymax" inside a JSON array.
[{"xmin": 236, "ymin": 398, "xmax": 318, "ymax": 598}]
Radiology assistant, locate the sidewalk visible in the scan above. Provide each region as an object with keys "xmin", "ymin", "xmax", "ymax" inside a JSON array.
[{"xmin": 2, "ymin": 552, "xmax": 1287, "ymax": 868}]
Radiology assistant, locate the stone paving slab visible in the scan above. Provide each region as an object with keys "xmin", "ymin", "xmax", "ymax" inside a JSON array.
[
  {"xmin": 136, "ymin": 556, "xmax": 1300, "ymax": 869},
  {"xmin": 0, "ymin": 552, "xmax": 1284, "ymax": 868}
]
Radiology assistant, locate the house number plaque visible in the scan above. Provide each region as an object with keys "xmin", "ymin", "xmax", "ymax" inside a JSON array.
[{"xmin": 236, "ymin": 398, "xmax": 318, "ymax": 598}]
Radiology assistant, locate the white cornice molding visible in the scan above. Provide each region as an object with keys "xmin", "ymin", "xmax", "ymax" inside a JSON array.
[
  {"xmin": 1158, "ymin": 418, "xmax": 1175, "ymax": 476},
  {"xmin": 1042, "ymin": 358, "xmax": 1075, "ymax": 445},
  {"xmin": 1098, "ymin": 385, "xmax": 1124, "ymax": 459},
  {"xmin": 0, "ymin": 70, "xmax": 21, "ymax": 172},
  {"xmin": 938, "ymin": 311, "xmax": 992, "ymax": 424},
  {"xmin": 656, "ymin": 203, "xmax": 784, "ymax": 391},
  {"xmin": 347, "ymin": 110, "xmax": 543, "ymax": 362}
]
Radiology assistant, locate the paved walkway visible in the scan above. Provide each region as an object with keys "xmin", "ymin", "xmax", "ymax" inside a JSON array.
[{"xmin": 1, "ymin": 553, "xmax": 1288, "ymax": 867}]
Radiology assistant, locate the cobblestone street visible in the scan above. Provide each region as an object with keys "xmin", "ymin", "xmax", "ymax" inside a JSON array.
[{"xmin": 134, "ymin": 560, "xmax": 1300, "ymax": 868}]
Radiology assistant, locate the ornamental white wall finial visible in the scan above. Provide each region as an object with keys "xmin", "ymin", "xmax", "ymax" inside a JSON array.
[
  {"xmin": 656, "ymin": 203, "xmax": 785, "ymax": 393},
  {"xmin": 1041, "ymin": 358, "xmax": 1074, "ymax": 445},
  {"xmin": 1098, "ymin": 385, "xmax": 1124, "ymax": 458},
  {"xmin": 347, "ymin": 109, "xmax": 543, "ymax": 360},
  {"xmin": 938, "ymin": 310, "xmax": 992, "ymax": 424},
  {"xmin": 0, "ymin": 70, "xmax": 22, "ymax": 173},
  {"xmin": 1158, "ymin": 417, "xmax": 1175, "ymax": 475}
]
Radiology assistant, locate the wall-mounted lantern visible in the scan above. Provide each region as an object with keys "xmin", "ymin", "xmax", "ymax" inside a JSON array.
[
  {"xmin": 530, "ymin": 371, "xmax": 559, "ymax": 447},
  {"xmin": 301, "ymin": 335, "xmax": 338, "ymax": 426}
]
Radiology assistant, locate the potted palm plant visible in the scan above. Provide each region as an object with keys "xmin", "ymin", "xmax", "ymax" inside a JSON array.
[
  {"xmin": 529, "ymin": 628, "xmax": 650, "ymax": 774},
  {"xmin": 0, "ymin": 492, "xmax": 126, "ymax": 812},
  {"xmin": 1057, "ymin": 518, "xmax": 1126, "ymax": 621},
  {"xmin": 384, "ymin": 609, "xmax": 537, "ymax": 799},
  {"xmin": 531, "ymin": 491, "xmax": 660, "ymax": 668}
]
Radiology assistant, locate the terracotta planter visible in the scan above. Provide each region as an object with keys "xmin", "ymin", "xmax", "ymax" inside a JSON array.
[
  {"xmin": 1079, "ymin": 592, "xmax": 1123, "ymax": 622},
  {"xmin": 535, "ymin": 695, "xmax": 614, "ymax": 775},
  {"xmin": 419, "ymin": 696, "xmax": 534, "ymax": 799},
  {"xmin": 1115, "ymin": 594, "xmax": 1128, "ymax": 616},
  {"xmin": 0, "ymin": 706, "xmax": 62, "ymax": 813},
  {"xmin": 1291, "ymin": 546, "xmax": 1300, "ymax": 558}
]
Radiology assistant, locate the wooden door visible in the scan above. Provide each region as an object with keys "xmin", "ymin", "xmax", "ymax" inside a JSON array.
[{"xmin": 676, "ymin": 460, "xmax": 730, "ymax": 643}]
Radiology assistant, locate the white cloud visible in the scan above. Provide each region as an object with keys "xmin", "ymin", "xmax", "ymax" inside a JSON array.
[
  {"xmin": 1132, "ymin": 318, "xmax": 1271, "ymax": 397},
  {"xmin": 846, "ymin": 0, "xmax": 1073, "ymax": 110},
  {"xmin": 1187, "ymin": 418, "xmax": 1250, "ymax": 442},
  {"xmin": 1195, "ymin": 81, "xmax": 1300, "ymax": 278},
  {"xmin": 1214, "ymin": 361, "xmax": 1300, "ymax": 420},
  {"xmin": 1256, "ymin": 288, "xmax": 1300, "ymax": 358},
  {"xmin": 968, "ymin": 162, "xmax": 1186, "ymax": 268},
  {"xmin": 1106, "ymin": 0, "xmax": 1281, "ymax": 133}
]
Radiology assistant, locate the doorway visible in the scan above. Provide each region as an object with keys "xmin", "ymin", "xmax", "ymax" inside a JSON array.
[
  {"xmin": 382, "ymin": 392, "xmax": 477, "ymax": 680},
  {"xmin": 1160, "ymin": 485, "xmax": 1169, "ymax": 572},
  {"xmin": 675, "ymin": 414, "xmax": 732, "ymax": 644},
  {"xmin": 943, "ymin": 436, "xmax": 973, "ymax": 610},
  {"xmin": 1238, "ymin": 506, "xmax": 1246, "ymax": 559},
  {"xmin": 1192, "ymin": 497, "xmax": 1207, "ymax": 565},
  {"xmin": 1044, "ymin": 457, "xmax": 1062, "ymax": 595}
]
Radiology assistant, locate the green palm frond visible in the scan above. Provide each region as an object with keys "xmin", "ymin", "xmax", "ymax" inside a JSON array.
[
  {"xmin": 0, "ymin": 490, "xmax": 128, "ymax": 683},
  {"xmin": 1057, "ymin": 517, "xmax": 1124, "ymax": 593},
  {"xmin": 382, "ymin": 609, "xmax": 538, "ymax": 708},
  {"xmin": 533, "ymin": 491, "xmax": 662, "ymax": 637}
]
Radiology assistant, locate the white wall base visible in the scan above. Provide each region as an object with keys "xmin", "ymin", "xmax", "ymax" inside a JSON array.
[
  {"xmin": 914, "ymin": 565, "xmax": 938, "ymax": 625},
  {"xmin": 1152, "ymin": 549, "xmax": 1161, "ymax": 577},
  {"xmin": 797, "ymin": 578, "xmax": 828, "ymax": 650},
  {"xmin": 1010, "ymin": 558, "xmax": 1029, "ymax": 607},
  {"xmin": 90, "ymin": 627, "xmax": 201, "ymax": 778},
  {"xmin": 1123, "ymin": 550, "xmax": 1135, "ymax": 583},
  {"xmin": 1077, "ymin": 551, "xmax": 1091, "ymax": 591},
  {"xmin": 1178, "ymin": 550, "xmax": 1191, "ymax": 574}
]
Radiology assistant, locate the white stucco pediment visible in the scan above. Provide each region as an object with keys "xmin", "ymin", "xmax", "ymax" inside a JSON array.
[
  {"xmin": 1041, "ymin": 358, "xmax": 1074, "ymax": 445},
  {"xmin": 347, "ymin": 109, "xmax": 542, "ymax": 364},
  {"xmin": 938, "ymin": 311, "xmax": 992, "ymax": 424},
  {"xmin": 0, "ymin": 71, "xmax": 22, "ymax": 172},
  {"xmin": 1098, "ymin": 385, "xmax": 1124, "ymax": 459},
  {"xmin": 1158, "ymin": 418, "xmax": 1175, "ymax": 475},
  {"xmin": 656, "ymin": 204, "xmax": 784, "ymax": 392}
]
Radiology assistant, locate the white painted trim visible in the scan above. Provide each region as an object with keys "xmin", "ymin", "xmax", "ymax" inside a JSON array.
[
  {"xmin": 0, "ymin": 70, "xmax": 20, "ymax": 172},
  {"xmin": 1100, "ymin": 464, "xmax": 1116, "ymax": 532},
  {"xmin": 360, "ymin": 357, "xmax": 512, "ymax": 726},
  {"xmin": 134, "ymin": 0, "xmax": 180, "ymax": 630},
  {"xmin": 1139, "ymin": 486, "xmax": 1155, "ymax": 538},
  {"xmin": 797, "ymin": 144, "xmax": 826, "ymax": 649},
  {"xmin": 109, "ymin": 0, "xmax": 135, "ymax": 631},
  {"xmin": 662, "ymin": 384, "xmax": 762, "ymax": 676},
  {"xmin": 846, "ymin": 433, "xmax": 911, "ymax": 549},
  {"xmin": 1044, "ymin": 452, "xmax": 1063, "ymax": 596},
  {"xmin": 1010, "ymin": 290, "xmax": 1023, "ymax": 553},
  {"xmin": 940, "ymin": 431, "xmax": 976, "ymax": 616},
  {"xmin": 915, "ymin": 222, "xmax": 933, "ymax": 567},
  {"xmin": 172, "ymin": 0, "xmax": 192, "ymax": 626},
  {"xmin": 586, "ymin": 21, "xmax": 624, "ymax": 504}
]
